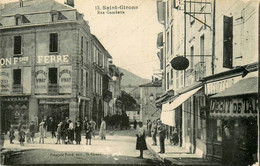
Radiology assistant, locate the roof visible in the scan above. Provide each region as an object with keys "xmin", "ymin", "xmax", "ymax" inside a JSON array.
[
  {"xmin": 211, "ymin": 77, "xmax": 258, "ymax": 98},
  {"xmin": 139, "ymin": 79, "xmax": 162, "ymax": 87},
  {"xmin": 92, "ymin": 35, "xmax": 112, "ymax": 58},
  {"xmin": 1, "ymin": 0, "xmax": 73, "ymax": 16}
]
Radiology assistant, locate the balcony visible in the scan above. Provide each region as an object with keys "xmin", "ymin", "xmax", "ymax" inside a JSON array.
[
  {"xmin": 12, "ymin": 84, "xmax": 23, "ymax": 94},
  {"xmin": 48, "ymin": 83, "xmax": 59, "ymax": 95}
]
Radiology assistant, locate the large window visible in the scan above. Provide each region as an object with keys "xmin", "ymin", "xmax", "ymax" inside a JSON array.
[
  {"xmin": 13, "ymin": 69, "xmax": 21, "ymax": 84},
  {"xmin": 14, "ymin": 36, "xmax": 22, "ymax": 54},
  {"xmin": 81, "ymin": 36, "xmax": 84, "ymax": 55},
  {"xmin": 49, "ymin": 33, "xmax": 58, "ymax": 53},
  {"xmin": 49, "ymin": 68, "xmax": 58, "ymax": 84},
  {"xmin": 223, "ymin": 16, "xmax": 233, "ymax": 68}
]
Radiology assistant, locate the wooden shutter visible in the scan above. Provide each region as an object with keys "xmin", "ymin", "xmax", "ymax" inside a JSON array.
[{"xmin": 223, "ymin": 16, "xmax": 233, "ymax": 68}]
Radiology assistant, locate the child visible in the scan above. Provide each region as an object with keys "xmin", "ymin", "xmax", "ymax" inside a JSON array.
[
  {"xmin": 56, "ymin": 123, "xmax": 61, "ymax": 144},
  {"xmin": 26, "ymin": 128, "xmax": 31, "ymax": 143},
  {"xmin": 9, "ymin": 124, "xmax": 15, "ymax": 144},
  {"xmin": 85, "ymin": 122, "xmax": 92, "ymax": 145},
  {"xmin": 19, "ymin": 128, "xmax": 25, "ymax": 146},
  {"xmin": 39, "ymin": 121, "xmax": 45, "ymax": 144}
]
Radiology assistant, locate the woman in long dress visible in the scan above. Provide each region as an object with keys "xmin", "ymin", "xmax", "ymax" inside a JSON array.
[
  {"xmin": 136, "ymin": 122, "xmax": 148, "ymax": 158},
  {"xmin": 99, "ymin": 118, "xmax": 106, "ymax": 140}
]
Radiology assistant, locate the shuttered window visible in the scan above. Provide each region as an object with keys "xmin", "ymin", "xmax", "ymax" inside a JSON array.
[
  {"xmin": 223, "ymin": 16, "xmax": 233, "ymax": 68},
  {"xmin": 49, "ymin": 68, "xmax": 57, "ymax": 84},
  {"xmin": 13, "ymin": 69, "xmax": 21, "ymax": 84}
]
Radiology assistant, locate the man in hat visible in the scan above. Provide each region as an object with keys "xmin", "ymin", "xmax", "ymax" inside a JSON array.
[{"xmin": 157, "ymin": 120, "xmax": 166, "ymax": 154}]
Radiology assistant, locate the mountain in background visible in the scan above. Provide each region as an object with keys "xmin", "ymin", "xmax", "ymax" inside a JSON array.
[{"xmin": 119, "ymin": 67, "xmax": 150, "ymax": 87}]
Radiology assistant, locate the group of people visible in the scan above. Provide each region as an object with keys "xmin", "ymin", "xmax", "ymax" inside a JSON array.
[
  {"xmin": 9, "ymin": 116, "xmax": 107, "ymax": 146},
  {"xmin": 135, "ymin": 119, "xmax": 167, "ymax": 159}
]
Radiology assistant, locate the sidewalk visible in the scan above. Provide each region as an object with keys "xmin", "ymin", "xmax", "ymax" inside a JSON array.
[{"xmin": 146, "ymin": 137, "xmax": 222, "ymax": 166}]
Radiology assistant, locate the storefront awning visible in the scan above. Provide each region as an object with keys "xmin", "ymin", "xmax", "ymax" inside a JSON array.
[
  {"xmin": 161, "ymin": 102, "xmax": 175, "ymax": 127},
  {"xmin": 210, "ymin": 77, "xmax": 258, "ymax": 98},
  {"xmin": 169, "ymin": 86, "xmax": 202, "ymax": 110},
  {"xmin": 160, "ymin": 86, "xmax": 202, "ymax": 126}
]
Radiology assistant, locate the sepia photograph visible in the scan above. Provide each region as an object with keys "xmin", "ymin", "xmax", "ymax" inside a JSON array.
[{"xmin": 0, "ymin": 0, "xmax": 259, "ymax": 165}]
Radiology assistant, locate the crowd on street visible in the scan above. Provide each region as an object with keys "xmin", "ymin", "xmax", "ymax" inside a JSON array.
[{"xmin": 8, "ymin": 116, "xmax": 107, "ymax": 146}]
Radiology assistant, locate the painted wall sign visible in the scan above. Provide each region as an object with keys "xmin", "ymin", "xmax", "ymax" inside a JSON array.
[
  {"xmin": 210, "ymin": 97, "xmax": 258, "ymax": 117},
  {"xmin": 37, "ymin": 55, "xmax": 69, "ymax": 64},
  {"xmin": 0, "ymin": 55, "xmax": 69, "ymax": 66},
  {"xmin": 205, "ymin": 76, "xmax": 241, "ymax": 95},
  {"xmin": 59, "ymin": 65, "xmax": 72, "ymax": 94},
  {"xmin": 35, "ymin": 66, "xmax": 48, "ymax": 94},
  {"xmin": 0, "ymin": 57, "xmax": 29, "ymax": 66},
  {"xmin": 0, "ymin": 68, "xmax": 12, "ymax": 94}
]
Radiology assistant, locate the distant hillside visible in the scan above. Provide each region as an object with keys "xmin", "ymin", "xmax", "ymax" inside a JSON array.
[{"xmin": 119, "ymin": 67, "xmax": 150, "ymax": 87}]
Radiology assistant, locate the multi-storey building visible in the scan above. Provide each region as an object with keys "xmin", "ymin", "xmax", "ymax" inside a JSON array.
[
  {"xmin": 139, "ymin": 79, "xmax": 163, "ymax": 124},
  {"xmin": 156, "ymin": 0, "xmax": 259, "ymax": 165},
  {"xmin": 0, "ymin": 0, "xmax": 112, "ymax": 131}
]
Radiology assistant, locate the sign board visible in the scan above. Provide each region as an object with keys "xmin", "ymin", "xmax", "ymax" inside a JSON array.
[
  {"xmin": 0, "ymin": 68, "xmax": 12, "ymax": 94},
  {"xmin": 35, "ymin": 66, "xmax": 48, "ymax": 94},
  {"xmin": 59, "ymin": 65, "xmax": 72, "ymax": 94}
]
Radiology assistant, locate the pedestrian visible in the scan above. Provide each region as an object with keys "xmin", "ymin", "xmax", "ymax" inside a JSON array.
[
  {"xmin": 171, "ymin": 128, "xmax": 178, "ymax": 145},
  {"xmin": 39, "ymin": 120, "xmax": 45, "ymax": 144},
  {"xmin": 151, "ymin": 120, "xmax": 157, "ymax": 146},
  {"xmin": 157, "ymin": 120, "xmax": 166, "ymax": 154},
  {"xmin": 18, "ymin": 121, "xmax": 22, "ymax": 132},
  {"xmin": 147, "ymin": 120, "xmax": 152, "ymax": 137},
  {"xmin": 75, "ymin": 122, "xmax": 82, "ymax": 145},
  {"xmin": 18, "ymin": 128, "xmax": 25, "ymax": 146},
  {"xmin": 90, "ymin": 119, "xmax": 96, "ymax": 138},
  {"xmin": 134, "ymin": 120, "xmax": 137, "ymax": 129},
  {"xmin": 43, "ymin": 116, "xmax": 47, "ymax": 138},
  {"xmin": 9, "ymin": 124, "xmax": 15, "ymax": 144},
  {"xmin": 56, "ymin": 122, "xmax": 62, "ymax": 144},
  {"xmin": 61, "ymin": 121, "xmax": 67, "ymax": 144},
  {"xmin": 85, "ymin": 122, "xmax": 92, "ymax": 145},
  {"xmin": 49, "ymin": 117, "xmax": 56, "ymax": 138},
  {"xmin": 68, "ymin": 120, "xmax": 74, "ymax": 144},
  {"xmin": 135, "ymin": 122, "xmax": 148, "ymax": 159},
  {"xmin": 99, "ymin": 118, "xmax": 106, "ymax": 140},
  {"xmin": 29, "ymin": 121, "xmax": 36, "ymax": 143},
  {"xmin": 26, "ymin": 128, "xmax": 31, "ymax": 143}
]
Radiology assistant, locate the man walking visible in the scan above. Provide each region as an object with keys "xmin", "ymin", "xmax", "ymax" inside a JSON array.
[
  {"xmin": 151, "ymin": 120, "xmax": 157, "ymax": 145},
  {"xmin": 157, "ymin": 120, "xmax": 166, "ymax": 154}
]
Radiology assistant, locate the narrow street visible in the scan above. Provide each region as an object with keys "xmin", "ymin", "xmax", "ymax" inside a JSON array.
[{"xmin": 2, "ymin": 129, "xmax": 164, "ymax": 165}]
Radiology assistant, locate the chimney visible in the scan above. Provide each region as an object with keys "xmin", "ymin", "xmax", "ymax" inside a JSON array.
[
  {"xmin": 65, "ymin": 0, "xmax": 74, "ymax": 7},
  {"xmin": 19, "ymin": 0, "xmax": 23, "ymax": 7}
]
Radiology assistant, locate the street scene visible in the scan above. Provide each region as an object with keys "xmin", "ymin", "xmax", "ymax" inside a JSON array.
[{"xmin": 0, "ymin": 0, "xmax": 260, "ymax": 165}]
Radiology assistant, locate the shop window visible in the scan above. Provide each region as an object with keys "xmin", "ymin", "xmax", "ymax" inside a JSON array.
[
  {"xmin": 223, "ymin": 16, "xmax": 233, "ymax": 68},
  {"xmin": 49, "ymin": 68, "xmax": 57, "ymax": 84},
  {"xmin": 49, "ymin": 33, "xmax": 58, "ymax": 53},
  {"xmin": 14, "ymin": 36, "xmax": 22, "ymax": 55},
  {"xmin": 13, "ymin": 69, "xmax": 21, "ymax": 84}
]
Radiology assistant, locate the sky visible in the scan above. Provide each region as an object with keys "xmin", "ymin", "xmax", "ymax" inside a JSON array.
[{"xmin": 1, "ymin": 0, "xmax": 163, "ymax": 80}]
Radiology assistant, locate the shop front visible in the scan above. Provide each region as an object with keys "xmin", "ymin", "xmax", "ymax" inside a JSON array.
[
  {"xmin": 1, "ymin": 96, "xmax": 30, "ymax": 132},
  {"xmin": 37, "ymin": 98, "xmax": 70, "ymax": 127},
  {"xmin": 208, "ymin": 77, "xmax": 258, "ymax": 165}
]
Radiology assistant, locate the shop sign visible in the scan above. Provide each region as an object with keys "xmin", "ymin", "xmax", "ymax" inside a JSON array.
[
  {"xmin": 210, "ymin": 97, "xmax": 258, "ymax": 117},
  {"xmin": 59, "ymin": 66, "xmax": 72, "ymax": 94},
  {"xmin": 2, "ymin": 97, "xmax": 29, "ymax": 102},
  {"xmin": 0, "ymin": 57, "xmax": 29, "ymax": 66},
  {"xmin": 0, "ymin": 68, "xmax": 12, "ymax": 94},
  {"xmin": 40, "ymin": 98, "xmax": 70, "ymax": 104},
  {"xmin": 35, "ymin": 66, "xmax": 48, "ymax": 94},
  {"xmin": 205, "ymin": 76, "xmax": 241, "ymax": 95},
  {"xmin": 37, "ymin": 55, "xmax": 69, "ymax": 64}
]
